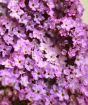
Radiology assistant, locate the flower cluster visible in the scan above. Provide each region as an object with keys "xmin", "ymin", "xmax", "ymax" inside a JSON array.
[{"xmin": 0, "ymin": 0, "xmax": 88, "ymax": 105}]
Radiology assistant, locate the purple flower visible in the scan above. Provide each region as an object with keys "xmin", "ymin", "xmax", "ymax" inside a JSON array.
[
  {"xmin": 20, "ymin": 76, "xmax": 29, "ymax": 87},
  {"xmin": 28, "ymin": 0, "xmax": 40, "ymax": 11},
  {"xmin": 60, "ymin": 18, "xmax": 76, "ymax": 31},
  {"xmin": 32, "ymin": 66, "xmax": 44, "ymax": 80},
  {"xmin": 13, "ymin": 54, "xmax": 25, "ymax": 69},
  {"xmin": 0, "ymin": 44, "xmax": 12, "ymax": 57},
  {"xmin": 0, "ymin": 0, "xmax": 87, "ymax": 104}
]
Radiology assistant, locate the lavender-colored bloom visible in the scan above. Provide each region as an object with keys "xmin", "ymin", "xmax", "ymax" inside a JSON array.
[
  {"xmin": 20, "ymin": 76, "xmax": 29, "ymax": 87},
  {"xmin": 0, "ymin": 0, "xmax": 87, "ymax": 104},
  {"xmin": 28, "ymin": 0, "xmax": 40, "ymax": 11},
  {"xmin": 13, "ymin": 54, "xmax": 25, "ymax": 69}
]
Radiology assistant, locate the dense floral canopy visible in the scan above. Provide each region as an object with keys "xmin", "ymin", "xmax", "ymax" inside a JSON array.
[{"xmin": 0, "ymin": 0, "xmax": 88, "ymax": 105}]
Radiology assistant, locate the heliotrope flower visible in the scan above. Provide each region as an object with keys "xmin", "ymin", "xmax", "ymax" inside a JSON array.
[
  {"xmin": 0, "ymin": 0, "xmax": 87, "ymax": 104},
  {"xmin": 13, "ymin": 54, "xmax": 25, "ymax": 69},
  {"xmin": 28, "ymin": 0, "xmax": 40, "ymax": 11},
  {"xmin": 20, "ymin": 75, "xmax": 29, "ymax": 87}
]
